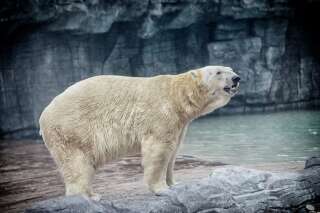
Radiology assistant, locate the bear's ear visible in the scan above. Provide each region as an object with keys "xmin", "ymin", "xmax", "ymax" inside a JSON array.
[
  {"xmin": 190, "ymin": 71, "xmax": 197, "ymax": 80},
  {"xmin": 190, "ymin": 70, "xmax": 203, "ymax": 83},
  {"xmin": 190, "ymin": 70, "xmax": 207, "ymax": 88}
]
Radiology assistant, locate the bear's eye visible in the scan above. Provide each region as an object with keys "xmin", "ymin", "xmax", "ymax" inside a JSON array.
[{"xmin": 216, "ymin": 71, "xmax": 221, "ymax": 75}]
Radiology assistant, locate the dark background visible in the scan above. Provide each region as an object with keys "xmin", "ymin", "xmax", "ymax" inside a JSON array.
[{"xmin": 0, "ymin": 0, "xmax": 319, "ymax": 139}]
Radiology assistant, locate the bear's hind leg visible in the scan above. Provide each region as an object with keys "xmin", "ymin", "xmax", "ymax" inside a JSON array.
[
  {"xmin": 61, "ymin": 150, "xmax": 100, "ymax": 201},
  {"xmin": 41, "ymin": 127, "xmax": 100, "ymax": 201}
]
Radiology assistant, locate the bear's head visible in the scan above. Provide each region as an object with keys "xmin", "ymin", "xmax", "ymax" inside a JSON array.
[
  {"xmin": 190, "ymin": 66, "xmax": 240, "ymax": 115},
  {"xmin": 198, "ymin": 66, "xmax": 240, "ymax": 97}
]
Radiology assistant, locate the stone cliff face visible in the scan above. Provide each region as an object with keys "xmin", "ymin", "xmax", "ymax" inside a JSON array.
[{"xmin": 0, "ymin": 0, "xmax": 319, "ymax": 138}]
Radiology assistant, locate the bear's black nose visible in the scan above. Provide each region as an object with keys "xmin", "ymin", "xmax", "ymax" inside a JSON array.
[{"xmin": 232, "ymin": 76, "xmax": 241, "ymax": 83}]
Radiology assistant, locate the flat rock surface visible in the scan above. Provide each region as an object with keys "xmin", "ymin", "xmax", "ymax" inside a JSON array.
[
  {"xmin": 0, "ymin": 140, "xmax": 311, "ymax": 212},
  {"xmin": 26, "ymin": 160, "xmax": 320, "ymax": 213},
  {"xmin": 0, "ymin": 140, "xmax": 225, "ymax": 212}
]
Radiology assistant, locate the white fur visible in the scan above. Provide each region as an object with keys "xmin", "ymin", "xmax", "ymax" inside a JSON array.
[{"xmin": 39, "ymin": 66, "xmax": 239, "ymax": 200}]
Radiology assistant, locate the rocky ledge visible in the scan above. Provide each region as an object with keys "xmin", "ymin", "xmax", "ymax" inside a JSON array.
[{"xmin": 26, "ymin": 157, "xmax": 320, "ymax": 213}]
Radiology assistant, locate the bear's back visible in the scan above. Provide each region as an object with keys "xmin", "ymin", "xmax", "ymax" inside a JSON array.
[{"xmin": 39, "ymin": 74, "xmax": 174, "ymax": 134}]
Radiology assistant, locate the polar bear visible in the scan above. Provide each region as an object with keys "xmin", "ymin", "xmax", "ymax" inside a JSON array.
[{"xmin": 39, "ymin": 66, "xmax": 240, "ymax": 200}]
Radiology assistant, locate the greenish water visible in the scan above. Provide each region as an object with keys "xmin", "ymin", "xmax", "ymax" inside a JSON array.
[{"xmin": 181, "ymin": 110, "xmax": 320, "ymax": 165}]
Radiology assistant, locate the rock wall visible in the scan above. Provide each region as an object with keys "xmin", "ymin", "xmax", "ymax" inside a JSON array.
[{"xmin": 0, "ymin": 0, "xmax": 320, "ymax": 138}]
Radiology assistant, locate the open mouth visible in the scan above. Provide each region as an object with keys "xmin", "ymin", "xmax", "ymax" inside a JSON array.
[
  {"xmin": 231, "ymin": 82, "xmax": 238, "ymax": 89},
  {"xmin": 224, "ymin": 82, "xmax": 239, "ymax": 94},
  {"xmin": 224, "ymin": 86, "xmax": 231, "ymax": 93}
]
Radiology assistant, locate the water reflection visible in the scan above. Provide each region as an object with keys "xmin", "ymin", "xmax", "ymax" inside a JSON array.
[{"xmin": 181, "ymin": 110, "xmax": 320, "ymax": 164}]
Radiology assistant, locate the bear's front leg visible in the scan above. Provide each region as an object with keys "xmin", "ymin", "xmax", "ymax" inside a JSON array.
[
  {"xmin": 166, "ymin": 124, "xmax": 188, "ymax": 186},
  {"xmin": 141, "ymin": 139, "xmax": 175, "ymax": 195},
  {"xmin": 166, "ymin": 149, "xmax": 178, "ymax": 186}
]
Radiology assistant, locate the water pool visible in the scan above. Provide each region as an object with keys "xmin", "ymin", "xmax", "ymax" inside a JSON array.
[{"xmin": 181, "ymin": 110, "xmax": 320, "ymax": 165}]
